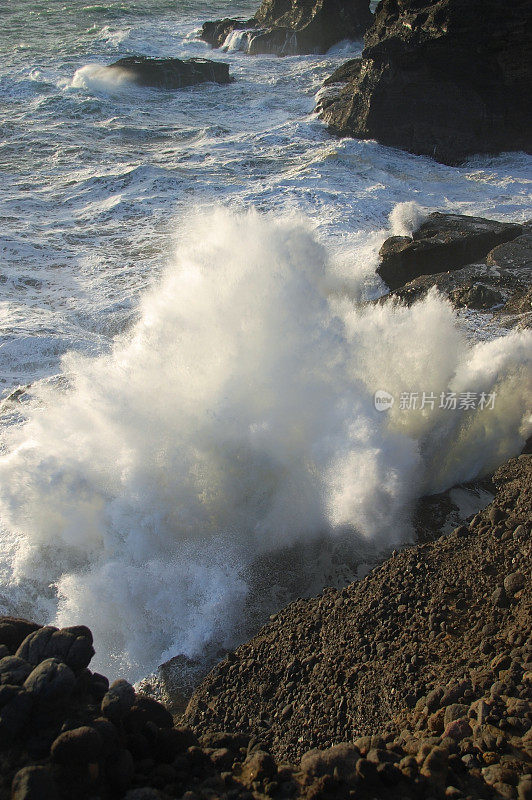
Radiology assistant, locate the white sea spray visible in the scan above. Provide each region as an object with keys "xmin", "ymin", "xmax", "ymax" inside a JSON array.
[{"xmin": 0, "ymin": 209, "xmax": 530, "ymax": 680}]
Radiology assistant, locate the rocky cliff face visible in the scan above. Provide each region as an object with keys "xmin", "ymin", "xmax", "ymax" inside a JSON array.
[
  {"xmin": 201, "ymin": 0, "xmax": 372, "ymax": 56},
  {"xmin": 318, "ymin": 0, "xmax": 532, "ymax": 164}
]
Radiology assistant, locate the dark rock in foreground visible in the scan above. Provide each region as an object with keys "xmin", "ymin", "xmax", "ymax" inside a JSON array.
[
  {"xmin": 377, "ymin": 213, "xmax": 523, "ymax": 291},
  {"xmin": 107, "ymin": 56, "xmax": 233, "ymax": 89},
  {"xmin": 318, "ymin": 0, "xmax": 532, "ymax": 164},
  {"xmin": 201, "ymin": 0, "xmax": 372, "ymax": 56}
]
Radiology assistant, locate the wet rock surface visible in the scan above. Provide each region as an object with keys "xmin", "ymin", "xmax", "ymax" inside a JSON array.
[
  {"xmin": 1, "ymin": 453, "xmax": 531, "ymax": 798},
  {"xmin": 318, "ymin": 0, "xmax": 532, "ymax": 164},
  {"xmin": 375, "ymin": 213, "xmax": 531, "ymax": 326},
  {"xmin": 377, "ymin": 213, "xmax": 523, "ymax": 291},
  {"xmin": 201, "ymin": 0, "xmax": 372, "ymax": 56},
  {"xmin": 107, "ymin": 56, "xmax": 233, "ymax": 88}
]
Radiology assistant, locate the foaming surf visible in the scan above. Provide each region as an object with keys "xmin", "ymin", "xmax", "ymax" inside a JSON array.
[
  {"xmin": 0, "ymin": 208, "xmax": 530, "ymax": 682},
  {"xmin": 388, "ymin": 200, "xmax": 429, "ymax": 237},
  {"xmin": 72, "ymin": 63, "xmax": 136, "ymax": 93}
]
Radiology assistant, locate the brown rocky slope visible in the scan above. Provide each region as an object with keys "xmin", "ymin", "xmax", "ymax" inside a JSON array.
[{"xmin": 184, "ymin": 453, "xmax": 532, "ymax": 791}]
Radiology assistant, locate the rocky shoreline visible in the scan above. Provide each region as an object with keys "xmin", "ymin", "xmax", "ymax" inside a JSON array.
[
  {"xmin": 1, "ymin": 4, "xmax": 531, "ymax": 798},
  {"xmin": 318, "ymin": 0, "xmax": 532, "ymax": 164},
  {"xmin": 374, "ymin": 211, "xmax": 531, "ymax": 325},
  {"xmin": 200, "ymin": 0, "xmax": 371, "ymax": 56},
  {"xmin": 1, "ymin": 448, "xmax": 530, "ymax": 799}
]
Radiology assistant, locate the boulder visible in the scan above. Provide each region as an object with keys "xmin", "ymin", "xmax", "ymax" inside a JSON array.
[
  {"xmin": 16, "ymin": 625, "xmax": 94, "ymax": 672},
  {"xmin": 375, "ymin": 213, "xmax": 532, "ymax": 324},
  {"xmin": 0, "ymin": 656, "xmax": 33, "ymax": 686},
  {"xmin": 11, "ymin": 766, "xmax": 58, "ymax": 800},
  {"xmin": 101, "ymin": 678, "xmax": 136, "ymax": 723},
  {"xmin": 0, "ymin": 617, "xmax": 40, "ymax": 654},
  {"xmin": 201, "ymin": 0, "xmax": 372, "ymax": 56},
  {"xmin": 318, "ymin": 0, "xmax": 532, "ymax": 164},
  {"xmin": 449, "ymin": 282, "xmax": 503, "ymax": 310},
  {"xmin": 51, "ymin": 726, "xmax": 102, "ymax": 764},
  {"xmin": 377, "ymin": 213, "xmax": 523, "ymax": 290},
  {"xmin": 0, "ymin": 685, "xmax": 33, "ymax": 739},
  {"xmin": 106, "ymin": 748, "xmax": 135, "ymax": 793},
  {"xmin": 92, "ymin": 717, "xmax": 121, "ymax": 759},
  {"xmin": 106, "ymin": 56, "xmax": 233, "ymax": 89},
  {"xmin": 300, "ymin": 743, "xmax": 361, "ymax": 778},
  {"xmin": 125, "ymin": 694, "xmax": 174, "ymax": 731},
  {"xmin": 486, "ymin": 234, "xmax": 532, "ymax": 271},
  {"xmin": 24, "ymin": 658, "xmax": 76, "ymax": 705}
]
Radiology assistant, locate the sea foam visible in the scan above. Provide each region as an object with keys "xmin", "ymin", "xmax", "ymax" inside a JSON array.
[
  {"xmin": 72, "ymin": 63, "xmax": 135, "ymax": 93},
  {"xmin": 0, "ymin": 209, "xmax": 530, "ymax": 680}
]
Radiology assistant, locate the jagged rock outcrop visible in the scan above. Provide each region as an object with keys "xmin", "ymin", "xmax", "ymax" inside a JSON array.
[
  {"xmin": 318, "ymin": 0, "xmax": 532, "ymax": 164},
  {"xmin": 201, "ymin": 0, "xmax": 372, "ymax": 56},
  {"xmin": 375, "ymin": 213, "xmax": 532, "ymax": 325},
  {"xmin": 107, "ymin": 56, "xmax": 233, "ymax": 89},
  {"xmin": 377, "ymin": 213, "xmax": 524, "ymax": 291}
]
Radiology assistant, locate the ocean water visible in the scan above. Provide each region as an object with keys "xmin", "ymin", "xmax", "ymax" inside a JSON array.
[{"xmin": 0, "ymin": 0, "xmax": 531, "ymax": 681}]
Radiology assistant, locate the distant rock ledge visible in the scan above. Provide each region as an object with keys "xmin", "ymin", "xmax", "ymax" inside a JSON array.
[
  {"xmin": 200, "ymin": 0, "xmax": 372, "ymax": 56},
  {"xmin": 318, "ymin": 0, "xmax": 532, "ymax": 164},
  {"xmin": 107, "ymin": 56, "xmax": 233, "ymax": 89}
]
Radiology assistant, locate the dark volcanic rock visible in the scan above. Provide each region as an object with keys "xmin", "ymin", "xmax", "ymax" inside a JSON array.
[
  {"xmin": 16, "ymin": 625, "xmax": 94, "ymax": 672},
  {"xmin": 318, "ymin": 0, "xmax": 532, "ymax": 164},
  {"xmin": 107, "ymin": 56, "xmax": 233, "ymax": 88},
  {"xmin": 201, "ymin": 0, "xmax": 372, "ymax": 56},
  {"xmin": 0, "ymin": 618, "xmax": 40, "ymax": 654},
  {"xmin": 377, "ymin": 213, "xmax": 523, "ymax": 290},
  {"xmin": 374, "ymin": 212, "xmax": 532, "ymax": 326}
]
